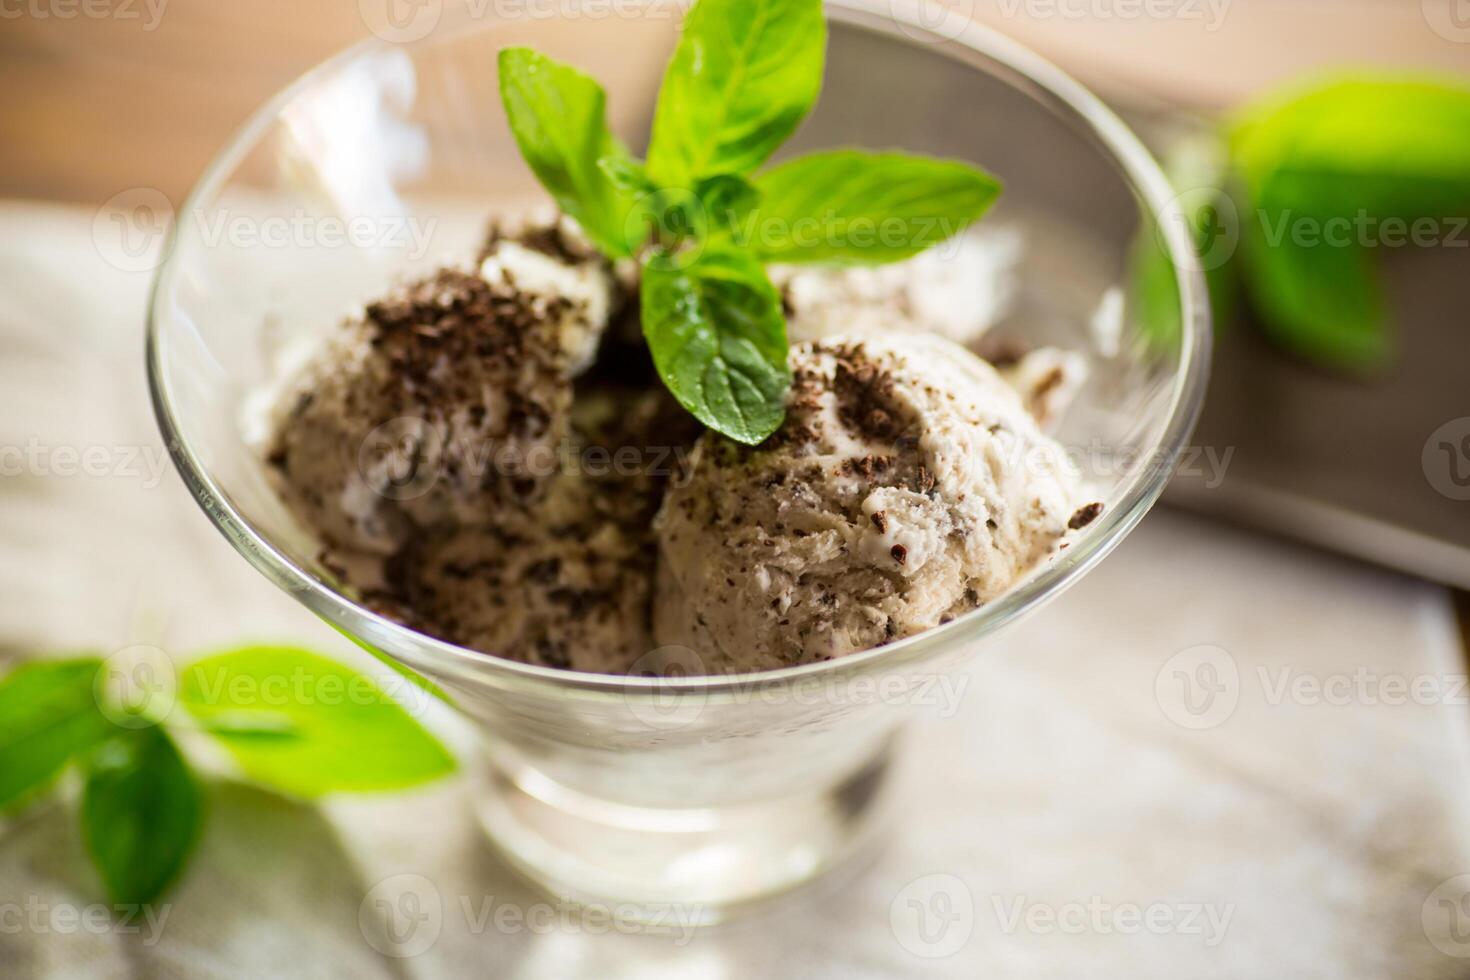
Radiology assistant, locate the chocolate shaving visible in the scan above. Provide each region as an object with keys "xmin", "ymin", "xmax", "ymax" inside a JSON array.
[{"xmin": 1068, "ymin": 502, "xmax": 1104, "ymax": 530}]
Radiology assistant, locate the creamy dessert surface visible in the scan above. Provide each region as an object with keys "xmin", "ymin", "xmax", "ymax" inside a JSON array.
[
  {"xmin": 654, "ymin": 333, "xmax": 1084, "ymax": 672},
  {"xmin": 263, "ymin": 214, "xmax": 1102, "ymax": 675},
  {"xmin": 770, "ymin": 228, "xmax": 1020, "ymax": 349},
  {"xmin": 267, "ymin": 217, "xmax": 618, "ymax": 557}
]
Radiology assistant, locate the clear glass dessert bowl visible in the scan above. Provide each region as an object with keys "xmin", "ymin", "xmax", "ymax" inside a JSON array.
[{"xmin": 147, "ymin": 0, "xmax": 1209, "ymax": 922}]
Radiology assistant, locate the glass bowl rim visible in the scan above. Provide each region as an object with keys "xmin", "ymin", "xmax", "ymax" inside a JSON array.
[{"xmin": 146, "ymin": 0, "xmax": 1212, "ymax": 696}]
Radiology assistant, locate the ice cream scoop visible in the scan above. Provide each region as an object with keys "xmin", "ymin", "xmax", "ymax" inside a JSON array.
[
  {"xmin": 773, "ymin": 229, "xmax": 1089, "ymax": 432},
  {"xmin": 653, "ymin": 333, "xmax": 1088, "ymax": 672},
  {"xmin": 771, "ymin": 228, "xmax": 1019, "ymax": 348},
  {"xmin": 266, "ymin": 221, "xmax": 619, "ymax": 556},
  {"xmin": 381, "ymin": 387, "xmax": 699, "ymax": 673}
]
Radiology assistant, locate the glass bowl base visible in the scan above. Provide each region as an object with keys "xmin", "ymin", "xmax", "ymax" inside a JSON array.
[{"xmin": 471, "ymin": 741, "xmax": 897, "ymax": 925}]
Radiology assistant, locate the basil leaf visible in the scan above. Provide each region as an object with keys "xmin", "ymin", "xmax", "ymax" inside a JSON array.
[
  {"xmin": 0, "ymin": 657, "xmax": 114, "ymax": 811},
  {"xmin": 179, "ymin": 646, "xmax": 455, "ymax": 798},
  {"xmin": 750, "ymin": 150, "xmax": 1001, "ymax": 263},
  {"xmin": 81, "ymin": 727, "xmax": 203, "ymax": 904},
  {"xmin": 647, "ymin": 0, "xmax": 826, "ymax": 185},
  {"xmin": 1231, "ymin": 76, "xmax": 1470, "ymax": 220},
  {"xmin": 641, "ymin": 247, "xmax": 789, "ymax": 445},
  {"xmin": 498, "ymin": 47, "xmax": 639, "ymax": 256}
]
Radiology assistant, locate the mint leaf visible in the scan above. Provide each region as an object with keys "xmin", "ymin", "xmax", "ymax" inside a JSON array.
[
  {"xmin": 750, "ymin": 150, "xmax": 1001, "ymax": 263},
  {"xmin": 1129, "ymin": 223, "xmax": 1185, "ymax": 355},
  {"xmin": 641, "ymin": 247, "xmax": 789, "ymax": 444},
  {"xmin": 498, "ymin": 47, "xmax": 639, "ymax": 256},
  {"xmin": 647, "ymin": 0, "xmax": 826, "ymax": 185},
  {"xmin": 0, "ymin": 657, "xmax": 114, "ymax": 811},
  {"xmin": 697, "ymin": 174, "xmax": 760, "ymax": 234},
  {"xmin": 330, "ymin": 623, "xmax": 455, "ymax": 706},
  {"xmin": 179, "ymin": 646, "xmax": 455, "ymax": 798},
  {"xmin": 81, "ymin": 727, "xmax": 203, "ymax": 904},
  {"xmin": 597, "ymin": 154, "xmax": 655, "ymax": 197},
  {"xmin": 1224, "ymin": 76, "xmax": 1470, "ymax": 369},
  {"xmin": 1242, "ymin": 189, "xmax": 1388, "ymax": 370},
  {"xmin": 1231, "ymin": 76, "xmax": 1470, "ymax": 220}
]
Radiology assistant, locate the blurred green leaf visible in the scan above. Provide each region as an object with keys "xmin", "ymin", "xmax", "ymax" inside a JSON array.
[
  {"xmin": 192, "ymin": 710, "xmax": 299, "ymax": 739},
  {"xmin": 0, "ymin": 657, "xmax": 114, "ymax": 811},
  {"xmin": 329, "ymin": 623, "xmax": 454, "ymax": 706},
  {"xmin": 1242, "ymin": 183, "xmax": 1389, "ymax": 370},
  {"xmin": 696, "ymin": 174, "xmax": 761, "ymax": 236},
  {"xmin": 1129, "ymin": 225, "xmax": 1186, "ymax": 355},
  {"xmin": 179, "ymin": 646, "xmax": 455, "ymax": 798},
  {"xmin": 1128, "ymin": 131, "xmax": 1236, "ymax": 354},
  {"xmin": 597, "ymin": 154, "xmax": 656, "ymax": 197},
  {"xmin": 82, "ymin": 727, "xmax": 203, "ymax": 905},
  {"xmin": 1231, "ymin": 76, "xmax": 1470, "ymax": 219},
  {"xmin": 1226, "ymin": 75, "xmax": 1470, "ymax": 370}
]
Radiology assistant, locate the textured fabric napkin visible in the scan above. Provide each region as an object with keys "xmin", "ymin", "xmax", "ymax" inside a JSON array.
[{"xmin": 2, "ymin": 202, "xmax": 1468, "ymax": 979}]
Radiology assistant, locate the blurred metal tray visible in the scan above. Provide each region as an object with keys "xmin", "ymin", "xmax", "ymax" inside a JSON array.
[{"xmin": 1163, "ymin": 223, "xmax": 1470, "ymax": 589}]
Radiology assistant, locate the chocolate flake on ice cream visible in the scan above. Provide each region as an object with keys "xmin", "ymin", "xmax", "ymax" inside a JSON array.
[
  {"xmin": 652, "ymin": 333, "xmax": 1085, "ymax": 672},
  {"xmin": 261, "ymin": 216, "xmax": 1100, "ymax": 674}
]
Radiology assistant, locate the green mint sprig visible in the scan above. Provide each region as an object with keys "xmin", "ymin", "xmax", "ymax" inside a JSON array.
[
  {"xmin": 0, "ymin": 647, "xmax": 455, "ymax": 905},
  {"xmin": 1134, "ymin": 74, "xmax": 1470, "ymax": 370},
  {"xmin": 1228, "ymin": 75, "xmax": 1470, "ymax": 370},
  {"xmin": 498, "ymin": 0, "xmax": 1001, "ymax": 444}
]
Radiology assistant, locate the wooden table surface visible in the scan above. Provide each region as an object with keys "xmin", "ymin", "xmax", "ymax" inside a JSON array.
[{"xmin": 4, "ymin": 0, "xmax": 1466, "ymax": 206}]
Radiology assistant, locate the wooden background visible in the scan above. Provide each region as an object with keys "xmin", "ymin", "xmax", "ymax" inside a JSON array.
[{"xmin": 3, "ymin": 0, "xmax": 1466, "ymax": 205}]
